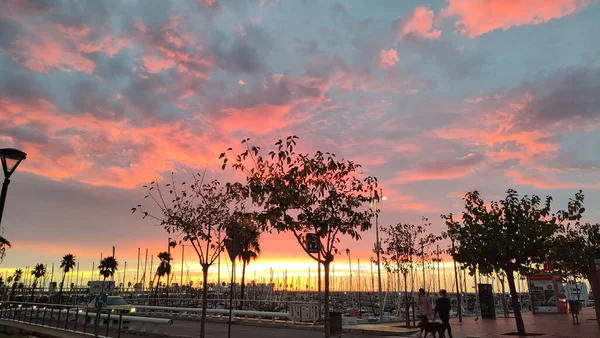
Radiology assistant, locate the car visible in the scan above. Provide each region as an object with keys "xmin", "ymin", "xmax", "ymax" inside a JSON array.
[{"xmin": 88, "ymin": 296, "xmax": 136, "ymax": 315}]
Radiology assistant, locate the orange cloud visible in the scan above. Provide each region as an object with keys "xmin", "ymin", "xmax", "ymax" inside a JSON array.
[
  {"xmin": 442, "ymin": 0, "xmax": 593, "ymax": 38},
  {"xmin": 396, "ymin": 6, "xmax": 441, "ymax": 41},
  {"xmin": 1, "ymin": 96, "xmax": 228, "ymax": 189},
  {"xmin": 378, "ymin": 49, "xmax": 399, "ymax": 68},
  {"xmin": 218, "ymin": 104, "xmax": 292, "ymax": 134}
]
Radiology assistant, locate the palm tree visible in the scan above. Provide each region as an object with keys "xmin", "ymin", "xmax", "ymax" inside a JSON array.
[
  {"xmin": 30, "ymin": 263, "xmax": 46, "ymax": 301},
  {"xmin": 58, "ymin": 254, "xmax": 76, "ymax": 304},
  {"xmin": 10, "ymin": 269, "xmax": 23, "ymax": 300},
  {"xmin": 98, "ymin": 256, "xmax": 118, "ymax": 281},
  {"xmin": 154, "ymin": 252, "xmax": 172, "ymax": 302},
  {"xmin": 238, "ymin": 224, "xmax": 261, "ymax": 310},
  {"xmin": 95, "ymin": 256, "xmax": 118, "ymax": 337}
]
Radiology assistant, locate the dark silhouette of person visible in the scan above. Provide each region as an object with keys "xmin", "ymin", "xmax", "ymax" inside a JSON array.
[{"xmin": 434, "ymin": 289, "xmax": 453, "ymax": 338}]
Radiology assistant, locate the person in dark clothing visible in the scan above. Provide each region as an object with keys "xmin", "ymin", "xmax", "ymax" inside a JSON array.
[{"xmin": 434, "ymin": 289, "xmax": 453, "ymax": 338}]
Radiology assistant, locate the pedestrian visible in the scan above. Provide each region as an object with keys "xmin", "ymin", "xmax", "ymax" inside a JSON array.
[
  {"xmin": 434, "ymin": 289, "xmax": 453, "ymax": 338},
  {"xmin": 417, "ymin": 288, "xmax": 433, "ymax": 337}
]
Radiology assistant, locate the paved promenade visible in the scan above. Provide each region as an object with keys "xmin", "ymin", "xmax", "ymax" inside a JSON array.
[
  {"xmin": 356, "ymin": 308, "xmax": 599, "ymax": 338},
  {"xmin": 138, "ymin": 309, "xmax": 599, "ymax": 338}
]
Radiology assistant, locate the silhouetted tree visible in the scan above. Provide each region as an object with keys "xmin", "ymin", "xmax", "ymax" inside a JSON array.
[
  {"xmin": 58, "ymin": 254, "xmax": 76, "ymax": 304},
  {"xmin": 548, "ymin": 191, "xmax": 599, "ymax": 321},
  {"xmin": 236, "ymin": 213, "xmax": 261, "ymax": 310},
  {"xmin": 222, "ymin": 136, "xmax": 377, "ymax": 338},
  {"xmin": 442, "ymin": 189, "xmax": 582, "ymax": 335},
  {"xmin": 10, "ymin": 269, "xmax": 22, "ymax": 300},
  {"xmin": 155, "ymin": 251, "xmax": 172, "ymax": 301},
  {"xmin": 133, "ymin": 174, "xmax": 234, "ymax": 338},
  {"xmin": 380, "ymin": 221, "xmax": 436, "ymax": 327},
  {"xmin": 30, "ymin": 263, "xmax": 46, "ymax": 301}
]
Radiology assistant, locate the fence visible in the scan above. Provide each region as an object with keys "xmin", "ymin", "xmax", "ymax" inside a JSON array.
[
  {"xmin": 134, "ymin": 304, "xmax": 294, "ymax": 323},
  {"xmin": 0, "ymin": 301, "xmax": 173, "ymax": 337}
]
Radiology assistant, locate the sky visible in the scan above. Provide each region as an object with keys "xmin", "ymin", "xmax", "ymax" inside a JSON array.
[{"xmin": 1, "ymin": 0, "xmax": 600, "ymax": 287}]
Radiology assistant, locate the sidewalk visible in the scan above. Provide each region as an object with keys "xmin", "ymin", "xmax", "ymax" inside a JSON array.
[{"xmin": 356, "ymin": 309, "xmax": 599, "ymax": 338}]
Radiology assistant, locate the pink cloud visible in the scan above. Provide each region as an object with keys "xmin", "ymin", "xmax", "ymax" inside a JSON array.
[
  {"xmin": 394, "ymin": 153, "xmax": 484, "ymax": 183},
  {"xmin": 218, "ymin": 104, "xmax": 292, "ymax": 134},
  {"xmin": 442, "ymin": 0, "xmax": 593, "ymax": 38},
  {"xmin": 396, "ymin": 6, "xmax": 442, "ymax": 41},
  {"xmin": 238, "ymin": 80, "xmax": 246, "ymax": 86},
  {"xmin": 505, "ymin": 169, "xmax": 575, "ymax": 189},
  {"xmin": 378, "ymin": 49, "xmax": 399, "ymax": 68}
]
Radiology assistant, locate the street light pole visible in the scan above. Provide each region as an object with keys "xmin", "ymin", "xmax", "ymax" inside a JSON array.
[
  {"xmin": 0, "ymin": 148, "xmax": 27, "ymax": 227},
  {"xmin": 372, "ymin": 189, "xmax": 386, "ymax": 322}
]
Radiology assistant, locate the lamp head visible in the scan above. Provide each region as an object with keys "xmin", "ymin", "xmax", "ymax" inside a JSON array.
[{"xmin": 0, "ymin": 148, "xmax": 27, "ymax": 179}]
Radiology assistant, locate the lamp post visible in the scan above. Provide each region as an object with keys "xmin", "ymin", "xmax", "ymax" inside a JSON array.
[
  {"xmin": 371, "ymin": 189, "xmax": 386, "ymax": 322},
  {"xmin": 0, "ymin": 148, "xmax": 27, "ymax": 227}
]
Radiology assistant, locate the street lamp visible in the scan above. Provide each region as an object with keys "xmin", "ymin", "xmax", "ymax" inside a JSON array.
[
  {"xmin": 371, "ymin": 189, "xmax": 386, "ymax": 322},
  {"xmin": 0, "ymin": 148, "xmax": 27, "ymax": 226}
]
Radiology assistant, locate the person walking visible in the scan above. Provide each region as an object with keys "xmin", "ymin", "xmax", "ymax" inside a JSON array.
[
  {"xmin": 417, "ymin": 288, "xmax": 433, "ymax": 337},
  {"xmin": 434, "ymin": 289, "xmax": 453, "ymax": 338}
]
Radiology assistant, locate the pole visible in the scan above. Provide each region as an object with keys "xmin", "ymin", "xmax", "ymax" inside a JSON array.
[
  {"xmin": 143, "ymin": 248, "xmax": 148, "ymax": 290},
  {"xmin": 451, "ymin": 239, "xmax": 462, "ymax": 322},
  {"xmin": 318, "ymin": 243, "xmax": 322, "ymax": 321},
  {"xmin": 437, "ymin": 245, "xmax": 441, "ymax": 291},
  {"xmin": 122, "ymin": 262, "xmax": 127, "ymax": 291},
  {"xmin": 0, "ymin": 178, "xmax": 10, "ymax": 227},
  {"xmin": 358, "ymin": 258, "xmax": 361, "ymax": 318},
  {"xmin": 421, "ymin": 242, "xmax": 425, "ymax": 289},
  {"xmin": 374, "ymin": 197, "xmax": 383, "ymax": 321},
  {"xmin": 136, "ymin": 248, "xmax": 140, "ymax": 288},
  {"xmin": 218, "ymin": 231, "xmax": 221, "ymax": 286},
  {"xmin": 112, "ymin": 246, "xmax": 115, "ymax": 282},
  {"xmin": 180, "ymin": 244, "xmax": 184, "ymax": 289}
]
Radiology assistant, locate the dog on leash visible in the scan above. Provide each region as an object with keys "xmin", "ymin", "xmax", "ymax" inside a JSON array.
[{"xmin": 417, "ymin": 316, "xmax": 443, "ymax": 337}]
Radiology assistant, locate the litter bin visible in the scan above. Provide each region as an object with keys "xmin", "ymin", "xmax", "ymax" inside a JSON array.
[{"xmin": 330, "ymin": 311, "xmax": 342, "ymax": 335}]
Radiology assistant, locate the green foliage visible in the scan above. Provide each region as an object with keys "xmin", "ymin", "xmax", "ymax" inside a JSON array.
[
  {"xmin": 441, "ymin": 189, "xmax": 570, "ymax": 276},
  {"xmin": 98, "ymin": 256, "xmax": 118, "ymax": 280},
  {"xmin": 549, "ymin": 190, "xmax": 599, "ymax": 279},
  {"xmin": 222, "ymin": 136, "xmax": 377, "ymax": 263}
]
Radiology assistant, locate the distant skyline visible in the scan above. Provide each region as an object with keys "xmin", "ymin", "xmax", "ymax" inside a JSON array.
[{"xmin": 1, "ymin": 0, "xmax": 600, "ymax": 279}]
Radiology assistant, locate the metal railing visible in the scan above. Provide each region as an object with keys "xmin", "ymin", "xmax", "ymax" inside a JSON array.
[
  {"xmin": 0, "ymin": 301, "xmax": 173, "ymax": 337},
  {"xmin": 134, "ymin": 304, "xmax": 293, "ymax": 323}
]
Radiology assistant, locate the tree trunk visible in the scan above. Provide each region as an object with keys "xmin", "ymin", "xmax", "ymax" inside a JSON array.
[
  {"xmin": 404, "ymin": 273, "xmax": 409, "ymax": 328},
  {"xmin": 240, "ymin": 260, "xmax": 247, "ymax": 310},
  {"xmin": 58, "ymin": 273, "xmax": 66, "ymax": 304},
  {"xmin": 506, "ymin": 269, "xmax": 525, "ymax": 335},
  {"xmin": 200, "ymin": 265, "xmax": 209, "ymax": 338},
  {"xmin": 323, "ymin": 260, "xmax": 332, "ymax": 338}
]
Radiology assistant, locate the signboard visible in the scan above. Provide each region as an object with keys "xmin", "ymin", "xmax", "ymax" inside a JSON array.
[
  {"xmin": 88, "ymin": 281, "xmax": 115, "ymax": 295},
  {"xmin": 528, "ymin": 274, "xmax": 566, "ymax": 314},
  {"xmin": 95, "ymin": 292, "xmax": 108, "ymax": 309},
  {"xmin": 306, "ymin": 233, "xmax": 319, "ymax": 253}
]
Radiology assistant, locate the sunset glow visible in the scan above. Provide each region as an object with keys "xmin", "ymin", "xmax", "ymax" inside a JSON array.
[{"xmin": 1, "ymin": 0, "xmax": 600, "ymax": 288}]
